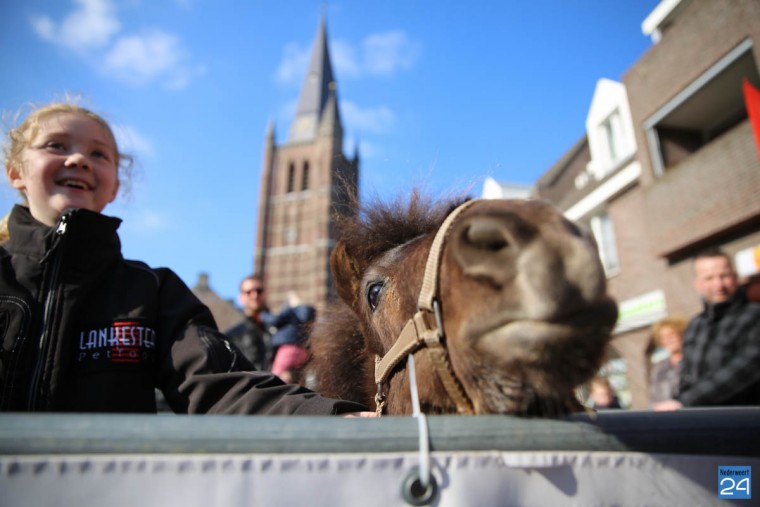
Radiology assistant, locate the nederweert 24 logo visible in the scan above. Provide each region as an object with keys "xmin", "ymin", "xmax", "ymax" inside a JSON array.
[
  {"xmin": 77, "ymin": 320, "xmax": 157, "ymax": 365},
  {"xmin": 719, "ymin": 466, "xmax": 752, "ymax": 500}
]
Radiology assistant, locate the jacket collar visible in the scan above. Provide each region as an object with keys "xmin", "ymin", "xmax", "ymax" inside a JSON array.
[
  {"xmin": 703, "ymin": 286, "xmax": 748, "ymax": 321},
  {"xmin": 7, "ymin": 205, "xmax": 122, "ymax": 265}
]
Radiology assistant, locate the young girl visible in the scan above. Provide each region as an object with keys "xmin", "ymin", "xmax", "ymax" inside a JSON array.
[{"xmin": 0, "ymin": 102, "xmax": 369, "ymax": 415}]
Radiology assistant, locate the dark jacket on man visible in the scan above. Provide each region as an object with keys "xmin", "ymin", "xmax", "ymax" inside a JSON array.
[
  {"xmin": 224, "ymin": 315, "xmax": 272, "ymax": 371},
  {"xmin": 0, "ymin": 205, "xmax": 366, "ymax": 415},
  {"xmin": 677, "ymin": 286, "xmax": 760, "ymax": 406}
]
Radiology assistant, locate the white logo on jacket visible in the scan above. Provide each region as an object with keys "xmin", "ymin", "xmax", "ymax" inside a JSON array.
[{"xmin": 77, "ymin": 320, "xmax": 156, "ymax": 364}]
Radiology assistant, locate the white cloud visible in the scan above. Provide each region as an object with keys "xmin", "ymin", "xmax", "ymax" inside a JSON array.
[
  {"xmin": 104, "ymin": 30, "xmax": 185, "ymax": 86},
  {"xmin": 31, "ymin": 0, "xmax": 201, "ymax": 89},
  {"xmin": 275, "ymin": 42, "xmax": 311, "ymax": 85},
  {"xmin": 341, "ymin": 100, "xmax": 395, "ymax": 133},
  {"xmin": 362, "ymin": 31, "xmax": 420, "ymax": 76},
  {"xmin": 274, "ymin": 29, "xmax": 420, "ymax": 85},
  {"xmin": 163, "ymin": 64, "xmax": 206, "ymax": 91},
  {"xmin": 331, "ymin": 40, "xmax": 360, "ymax": 78},
  {"xmin": 344, "ymin": 136, "xmax": 379, "ymax": 159},
  {"xmin": 31, "ymin": 17, "xmax": 56, "ymax": 41},
  {"xmin": 32, "ymin": 0, "xmax": 120, "ymax": 51}
]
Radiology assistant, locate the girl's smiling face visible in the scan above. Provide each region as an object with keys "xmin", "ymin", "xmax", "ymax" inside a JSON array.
[{"xmin": 7, "ymin": 112, "xmax": 120, "ymax": 226}]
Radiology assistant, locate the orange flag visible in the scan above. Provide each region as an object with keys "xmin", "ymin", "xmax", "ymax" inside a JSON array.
[{"xmin": 744, "ymin": 78, "xmax": 760, "ymax": 161}]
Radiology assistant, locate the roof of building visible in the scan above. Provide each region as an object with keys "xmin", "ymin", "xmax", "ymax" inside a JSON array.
[{"xmin": 191, "ymin": 273, "xmax": 245, "ymax": 333}]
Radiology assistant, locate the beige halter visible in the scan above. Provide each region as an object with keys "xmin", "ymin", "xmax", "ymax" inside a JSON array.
[{"xmin": 374, "ymin": 199, "xmax": 480, "ymax": 415}]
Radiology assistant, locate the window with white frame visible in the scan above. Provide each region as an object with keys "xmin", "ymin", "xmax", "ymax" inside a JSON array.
[
  {"xmin": 585, "ymin": 79, "xmax": 636, "ymax": 181},
  {"xmin": 600, "ymin": 109, "xmax": 622, "ymax": 164},
  {"xmin": 590, "ymin": 212, "xmax": 620, "ymax": 277}
]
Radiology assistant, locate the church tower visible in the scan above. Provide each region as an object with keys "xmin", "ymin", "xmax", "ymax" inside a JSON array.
[{"xmin": 254, "ymin": 18, "xmax": 359, "ymax": 310}]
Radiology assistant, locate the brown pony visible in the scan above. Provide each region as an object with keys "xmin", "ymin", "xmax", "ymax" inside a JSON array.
[{"xmin": 307, "ymin": 193, "xmax": 618, "ymax": 416}]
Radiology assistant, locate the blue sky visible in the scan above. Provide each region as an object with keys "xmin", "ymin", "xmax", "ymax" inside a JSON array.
[{"xmin": 0, "ymin": 0, "xmax": 660, "ymax": 302}]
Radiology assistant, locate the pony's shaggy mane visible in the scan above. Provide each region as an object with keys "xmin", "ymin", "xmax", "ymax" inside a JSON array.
[{"xmin": 336, "ymin": 191, "xmax": 468, "ymax": 263}]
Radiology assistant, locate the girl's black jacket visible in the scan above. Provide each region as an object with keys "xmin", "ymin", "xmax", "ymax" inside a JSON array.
[{"xmin": 0, "ymin": 205, "xmax": 366, "ymax": 415}]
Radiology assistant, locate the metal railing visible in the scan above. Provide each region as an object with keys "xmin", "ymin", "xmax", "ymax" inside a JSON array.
[{"xmin": 2, "ymin": 407, "xmax": 758, "ymax": 456}]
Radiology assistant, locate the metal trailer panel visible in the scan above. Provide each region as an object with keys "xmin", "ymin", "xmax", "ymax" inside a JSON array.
[{"xmin": 1, "ymin": 408, "xmax": 758, "ymax": 506}]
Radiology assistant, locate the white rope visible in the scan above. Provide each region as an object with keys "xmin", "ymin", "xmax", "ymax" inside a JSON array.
[{"xmin": 407, "ymin": 354, "xmax": 431, "ymax": 488}]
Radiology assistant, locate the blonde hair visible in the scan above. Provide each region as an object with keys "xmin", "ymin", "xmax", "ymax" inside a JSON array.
[
  {"xmin": 651, "ymin": 315, "xmax": 688, "ymax": 347},
  {"xmin": 0, "ymin": 214, "xmax": 8, "ymax": 243},
  {"xmin": 1, "ymin": 102, "xmax": 133, "ymax": 240}
]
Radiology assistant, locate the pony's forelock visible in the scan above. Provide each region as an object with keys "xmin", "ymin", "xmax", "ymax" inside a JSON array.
[{"xmin": 337, "ymin": 191, "xmax": 468, "ymax": 264}]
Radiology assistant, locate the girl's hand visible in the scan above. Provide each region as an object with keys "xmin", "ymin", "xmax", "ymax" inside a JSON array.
[
  {"xmin": 652, "ymin": 400, "xmax": 683, "ymax": 411},
  {"xmin": 342, "ymin": 411, "xmax": 378, "ymax": 418}
]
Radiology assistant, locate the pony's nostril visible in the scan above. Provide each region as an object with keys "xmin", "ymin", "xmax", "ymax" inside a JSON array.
[{"xmin": 465, "ymin": 221, "xmax": 509, "ymax": 252}]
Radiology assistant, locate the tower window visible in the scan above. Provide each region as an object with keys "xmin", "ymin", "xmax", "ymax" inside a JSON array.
[
  {"xmin": 302, "ymin": 161, "xmax": 310, "ymax": 191},
  {"xmin": 287, "ymin": 163, "xmax": 295, "ymax": 193}
]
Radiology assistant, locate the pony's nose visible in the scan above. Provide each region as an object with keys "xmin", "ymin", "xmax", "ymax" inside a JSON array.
[
  {"xmin": 451, "ymin": 205, "xmax": 607, "ymax": 319},
  {"xmin": 465, "ymin": 218, "xmax": 511, "ymax": 252},
  {"xmin": 451, "ymin": 214, "xmax": 529, "ymax": 287}
]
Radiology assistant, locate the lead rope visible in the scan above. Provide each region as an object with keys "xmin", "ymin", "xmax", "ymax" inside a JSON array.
[
  {"xmin": 400, "ymin": 354, "xmax": 437, "ymax": 506},
  {"xmin": 408, "ymin": 354, "xmax": 430, "ymax": 488}
]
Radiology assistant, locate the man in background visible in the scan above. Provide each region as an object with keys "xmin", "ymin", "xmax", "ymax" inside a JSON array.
[
  {"xmin": 654, "ymin": 248, "xmax": 760, "ymax": 410},
  {"xmin": 224, "ymin": 275, "xmax": 272, "ymax": 371}
]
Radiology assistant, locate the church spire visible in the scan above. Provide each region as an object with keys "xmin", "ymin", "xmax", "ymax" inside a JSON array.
[
  {"xmin": 318, "ymin": 81, "xmax": 342, "ymax": 140},
  {"xmin": 289, "ymin": 17, "xmax": 341, "ymax": 142}
]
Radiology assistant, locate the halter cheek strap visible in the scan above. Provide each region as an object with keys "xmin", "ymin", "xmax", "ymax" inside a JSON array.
[{"xmin": 374, "ymin": 199, "xmax": 480, "ymax": 415}]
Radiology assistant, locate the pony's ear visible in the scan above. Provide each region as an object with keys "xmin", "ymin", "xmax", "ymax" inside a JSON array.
[{"xmin": 331, "ymin": 240, "xmax": 363, "ymax": 309}]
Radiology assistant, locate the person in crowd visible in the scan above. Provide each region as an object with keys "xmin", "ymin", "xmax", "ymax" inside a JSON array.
[
  {"xmin": 224, "ymin": 275, "xmax": 273, "ymax": 371},
  {"xmin": 264, "ymin": 295, "xmax": 314, "ymax": 384},
  {"xmin": 649, "ymin": 315, "xmax": 687, "ymax": 406},
  {"xmin": 654, "ymin": 248, "xmax": 760, "ymax": 410},
  {"xmin": 588, "ymin": 376, "xmax": 622, "ymax": 409},
  {"xmin": 0, "ymin": 101, "xmax": 372, "ymax": 416}
]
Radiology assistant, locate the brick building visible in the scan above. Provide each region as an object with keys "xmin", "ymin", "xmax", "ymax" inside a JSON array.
[
  {"xmin": 535, "ymin": 0, "xmax": 760, "ymax": 408},
  {"xmin": 254, "ymin": 19, "xmax": 359, "ymax": 311}
]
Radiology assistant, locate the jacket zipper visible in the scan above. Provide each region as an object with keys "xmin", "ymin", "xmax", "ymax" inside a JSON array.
[{"xmin": 28, "ymin": 213, "xmax": 70, "ymax": 410}]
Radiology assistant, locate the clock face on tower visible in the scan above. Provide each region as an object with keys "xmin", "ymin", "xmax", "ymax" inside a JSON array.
[{"xmin": 291, "ymin": 116, "xmax": 316, "ymax": 141}]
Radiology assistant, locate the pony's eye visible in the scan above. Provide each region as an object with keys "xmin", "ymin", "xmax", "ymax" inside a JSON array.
[{"xmin": 367, "ymin": 282, "xmax": 384, "ymax": 311}]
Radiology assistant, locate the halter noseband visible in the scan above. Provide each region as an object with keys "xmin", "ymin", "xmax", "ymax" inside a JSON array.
[{"xmin": 374, "ymin": 199, "xmax": 480, "ymax": 415}]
